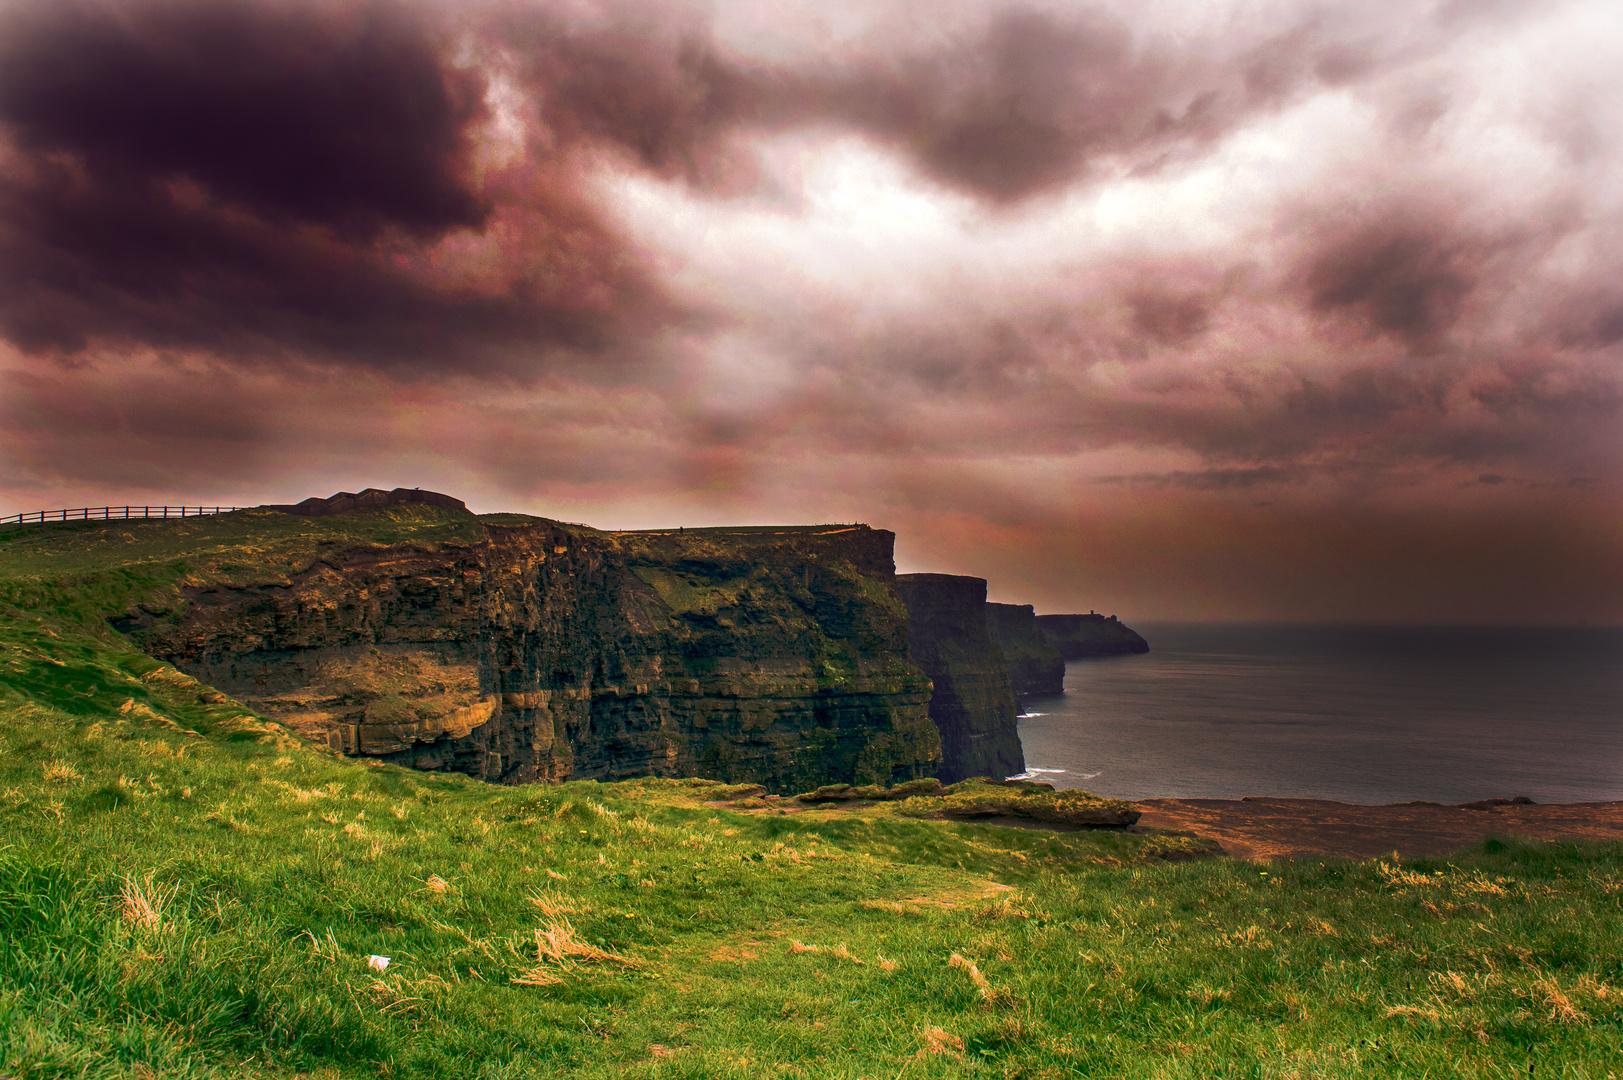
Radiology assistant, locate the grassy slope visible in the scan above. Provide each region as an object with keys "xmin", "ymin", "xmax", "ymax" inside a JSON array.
[{"xmin": 2, "ymin": 518, "xmax": 1622, "ymax": 1078}]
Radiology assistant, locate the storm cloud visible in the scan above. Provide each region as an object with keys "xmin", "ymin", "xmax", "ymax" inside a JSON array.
[{"xmin": 1, "ymin": 0, "xmax": 1619, "ymax": 622}]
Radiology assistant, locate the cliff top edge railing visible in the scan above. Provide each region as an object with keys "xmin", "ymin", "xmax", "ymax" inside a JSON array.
[{"xmin": 0, "ymin": 505, "xmax": 243, "ymax": 528}]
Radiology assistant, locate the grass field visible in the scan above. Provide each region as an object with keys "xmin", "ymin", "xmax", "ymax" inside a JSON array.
[{"xmin": 2, "ymin": 517, "xmax": 1622, "ymax": 1078}]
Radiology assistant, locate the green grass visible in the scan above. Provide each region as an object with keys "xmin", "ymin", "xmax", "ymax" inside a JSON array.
[
  {"xmin": 892, "ymin": 780, "xmax": 1140, "ymax": 826},
  {"xmin": 3, "ymin": 516, "xmax": 1623, "ymax": 1077},
  {"xmin": 3, "ymin": 644, "xmax": 1622, "ymax": 1078},
  {"xmin": 0, "ymin": 506, "xmax": 489, "ymax": 641}
]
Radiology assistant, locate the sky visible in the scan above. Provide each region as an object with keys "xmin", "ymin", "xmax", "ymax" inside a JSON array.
[{"xmin": 1, "ymin": 0, "xmax": 1620, "ymax": 623}]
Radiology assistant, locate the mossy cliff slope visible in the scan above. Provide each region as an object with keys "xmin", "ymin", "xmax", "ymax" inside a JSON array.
[
  {"xmin": 1035, "ymin": 612, "xmax": 1150, "ymax": 658},
  {"xmin": 97, "ymin": 508, "xmax": 938, "ymax": 791},
  {"xmin": 895, "ymin": 574, "xmax": 1025, "ymax": 784},
  {"xmin": 984, "ymin": 602, "xmax": 1065, "ymax": 695}
]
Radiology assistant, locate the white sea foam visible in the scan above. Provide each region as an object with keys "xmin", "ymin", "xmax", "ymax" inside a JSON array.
[{"xmin": 1003, "ymin": 767, "xmax": 1067, "ymax": 781}]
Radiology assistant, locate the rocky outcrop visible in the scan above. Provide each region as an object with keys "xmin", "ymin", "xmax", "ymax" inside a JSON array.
[
  {"xmin": 1035, "ymin": 613, "xmax": 1149, "ymax": 658},
  {"xmin": 984, "ymin": 603, "xmax": 1065, "ymax": 696},
  {"xmin": 894, "ymin": 574, "xmax": 1025, "ymax": 784},
  {"xmin": 127, "ymin": 512, "xmax": 940, "ymax": 792},
  {"xmin": 260, "ymin": 487, "xmax": 466, "ymax": 517},
  {"xmin": 896, "ymin": 780, "xmax": 1141, "ymax": 827}
]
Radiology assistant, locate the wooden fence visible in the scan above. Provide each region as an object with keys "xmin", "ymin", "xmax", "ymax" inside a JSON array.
[{"xmin": 0, "ymin": 505, "xmax": 242, "ymax": 528}]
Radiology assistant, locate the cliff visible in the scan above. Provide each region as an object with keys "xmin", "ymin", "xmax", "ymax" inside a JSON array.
[
  {"xmin": 118, "ymin": 507, "xmax": 940, "ymax": 792},
  {"xmin": 895, "ymin": 574, "xmax": 1025, "ymax": 784},
  {"xmin": 1035, "ymin": 613, "xmax": 1150, "ymax": 658},
  {"xmin": 984, "ymin": 603, "xmax": 1066, "ymax": 696}
]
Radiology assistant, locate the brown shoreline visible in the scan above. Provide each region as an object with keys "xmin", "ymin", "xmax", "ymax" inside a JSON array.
[{"xmin": 1133, "ymin": 797, "xmax": 1623, "ymax": 862}]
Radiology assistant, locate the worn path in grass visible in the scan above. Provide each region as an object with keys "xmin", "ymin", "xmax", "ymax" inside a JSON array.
[{"xmin": 1137, "ymin": 797, "xmax": 1623, "ymax": 861}]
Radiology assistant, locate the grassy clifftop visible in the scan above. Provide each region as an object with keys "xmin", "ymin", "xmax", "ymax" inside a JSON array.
[
  {"xmin": 2, "ymin": 513, "xmax": 1622, "ymax": 1077},
  {"xmin": 0, "ymin": 505, "xmax": 488, "ymax": 637}
]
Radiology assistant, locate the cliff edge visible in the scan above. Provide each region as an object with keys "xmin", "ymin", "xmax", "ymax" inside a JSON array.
[{"xmin": 895, "ymin": 574, "xmax": 1025, "ymax": 784}]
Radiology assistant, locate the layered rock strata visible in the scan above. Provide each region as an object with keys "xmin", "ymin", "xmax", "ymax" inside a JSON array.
[
  {"xmin": 894, "ymin": 574, "xmax": 1025, "ymax": 784},
  {"xmin": 984, "ymin": 603, "xmax": 1066, "ymax": 695},
  {"xmin": 1035, "ymin": 613, "xmax": 1149, "ymax": 658},
  {"xmin": 128, "ymin": 512, "xmax": 940, "ymax": 791}
]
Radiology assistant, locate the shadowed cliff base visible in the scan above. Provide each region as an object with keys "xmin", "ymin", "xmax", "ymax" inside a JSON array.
[{"xmin": 895, "ymin": 573, "xmax": 1026, "ymax": 784}]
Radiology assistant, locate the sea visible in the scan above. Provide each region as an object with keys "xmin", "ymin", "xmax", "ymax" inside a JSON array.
[{"xmin": 1014, "ymin": 623, "xmax": 1623, "ymax": 805}]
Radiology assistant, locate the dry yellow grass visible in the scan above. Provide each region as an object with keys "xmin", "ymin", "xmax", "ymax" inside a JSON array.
[
  {"xmin": 917, "ymin": 1026, "xmax": 964, "ymax": 1057},
  {"xmin": 117, "ymin": 874, "xmax": 171, "ymax": 931},
  {"xmin": 41, "ymin": 759, "xmax": 82, "ymax": 783},
  {"xmin": 526, "ymin": 892, "xmax": 587, "ymax": 917},
  {"xmin": 948, "ymin": 953, "xmax": 993, "ymax": 1001},
  {"xmin": 510, "ymin": 919, "xmax": 638, "ymax": 987}
]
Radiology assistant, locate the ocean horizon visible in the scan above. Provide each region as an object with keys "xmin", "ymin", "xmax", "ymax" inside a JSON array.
[{"xmin": 1014, "ymin": 622, "xmax": 1623, "ymax": 805}]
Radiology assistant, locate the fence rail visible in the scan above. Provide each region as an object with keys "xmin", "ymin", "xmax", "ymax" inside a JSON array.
[{"xmin": 0, "ymin": 505, "xmax": 243, "ymax": 528}]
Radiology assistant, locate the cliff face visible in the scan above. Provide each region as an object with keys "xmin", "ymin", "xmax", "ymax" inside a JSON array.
[
  {"xmin": 894, "ymin": 574, "xmax": 1025, "ymax": 784},
  {"xmin": 985, "ymin": 603, "xmax": 1065, "ymax": 695},
  {"xmin": 1035, "ymin": 613, "xmax": 1150, "ymax": 658},
  {"xmin": 129, "ymin": 514, "xmax": 940, "ymax": 792}
]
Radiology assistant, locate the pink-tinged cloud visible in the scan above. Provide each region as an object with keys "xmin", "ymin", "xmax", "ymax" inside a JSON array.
[{"xmin": 1, "ymin": 0, "xmax": 1619, "ymax": 622}]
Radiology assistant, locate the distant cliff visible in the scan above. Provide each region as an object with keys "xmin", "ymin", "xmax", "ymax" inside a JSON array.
[
  {"xmin": 1035, "ymin": 613, "xmax": 1150, "ymax": 658},
  {"xmin": 125, "ymin": 510, "xmax": 941, "ymax": 792},
  {"xmin": 985, "ymin": 603, "xmax": 1065, "ymax": 695},
  {"xmin": 895, "ymin": 574, "xmax": 1025, "ymax": 783}
]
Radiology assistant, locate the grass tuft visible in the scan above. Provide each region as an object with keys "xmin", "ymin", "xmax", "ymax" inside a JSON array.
[{"xmin": 115, "ymin": 872, "xmax": 172, "ymax": 930}]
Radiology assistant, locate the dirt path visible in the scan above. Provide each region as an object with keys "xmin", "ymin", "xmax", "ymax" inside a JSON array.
[{"xmin": 1134, "ymin": 797, "xmax": 1623, "ymax": 862}]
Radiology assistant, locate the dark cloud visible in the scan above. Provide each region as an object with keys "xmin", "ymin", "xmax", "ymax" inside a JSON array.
[
  {"xmin": 0, "ymin": 0, "xmax": 1482, "ymax": 377},
  {"xmin": 801, "ymin": 9, "xmax": 1290, "ymax": 203},
  {"xmin": 1548, "ymin": 290, "xmax": 1623, "ymax": 349},
  {"xmin": 1299, "ymin": 213, "xmax": 1481, "ymax": 351},
  {"xmin": 502, "ymin": 5, "xmax": 1397, "ymax": 205},
  {"xmin": 812, "ymin": 9, "xmax": 1158, "ymax": 202},
  {"xmin": 500, "ymin": 7, "xmax": 765, "ymax": 190},
  {"xmin": 0, "ymin": 0, "xmax": 682, "ymax": 375},
  {"xmin": 0, "ymin": 0, "xmax": 488, "ymax": 237},
  {"xmin": 1127, "ymin": 288, "xmax": 1212, "ymax": 346}
]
